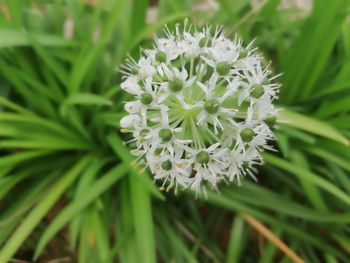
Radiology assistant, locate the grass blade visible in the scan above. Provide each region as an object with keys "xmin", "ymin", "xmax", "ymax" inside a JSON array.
[
  {"xmin": 279, "ymin": 109, "xmax": 349, "ymax": 145},
  {"xmin": 34, "ymin": 164, "xmax": 127, "ymax": 259},
  {"xmin": 0, "ymin": 155, "xmax": 92, "ymax": 263}
]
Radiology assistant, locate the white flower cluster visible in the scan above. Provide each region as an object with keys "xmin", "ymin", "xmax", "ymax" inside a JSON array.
[{"xmin": 120, "ymin": 24, "xmax": 279, "ymax": 195}]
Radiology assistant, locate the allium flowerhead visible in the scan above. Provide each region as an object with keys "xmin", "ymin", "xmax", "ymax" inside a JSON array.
[{"xmin": 120, "ymin": 23, "xmax": 279, "ymax": 196}]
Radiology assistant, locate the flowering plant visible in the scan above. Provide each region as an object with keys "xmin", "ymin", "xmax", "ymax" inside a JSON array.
[{"xmin": 120, "ymin": 23, "xmax": 279, "ymax": 195}]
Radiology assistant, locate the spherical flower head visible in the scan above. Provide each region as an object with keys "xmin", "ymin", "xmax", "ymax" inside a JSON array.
[{"xmin": 120, "ymin": 23, "xmax": 280, "ymax": 196}]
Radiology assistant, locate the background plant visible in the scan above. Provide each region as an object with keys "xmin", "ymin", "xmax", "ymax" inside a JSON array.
[{"xmin": 0, "ymin": 0, "xmax": 349, "ymax": 262}]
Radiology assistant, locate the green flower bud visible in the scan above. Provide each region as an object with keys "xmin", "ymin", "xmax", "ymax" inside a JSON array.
[
  {"xmin": 264, "ymin": 116, "xmax": 277, "ymax": 127},
  {"xmin": 169, "ymin": 79, "xmax": 183, "ymax": 92},
  {"xmin": 159, "ymin": 129, "xmax": 172, "ymax": 142},
  {"xmin": 196, "ymin": 151, "xmax": 210, "ymax": 164},
  {"xmin": 155, "ymin": 51, "xmax": 167, "ymax": 63},
  {"xmin": 155, "ymin": 148, "xmax": 163, "ymax": 156},
  {"xmin": 162, "ymin": 160, "xmax": 172, "ymax": 171},
  {"xmin": 140, "ymin": 129, "xmax": 148, "ymax": 137},
  {"xmin": 140, "ymin": 93, "xmax": 153, "ymax": 105},
  {"xmin": 241, "ymin": 128, "xmax": 255, "ymax": 142},
  {"xmin": 199, "ymin": 37, "xmax": 212, "ymax": 48},
  {"xmin": 251, "ymin": 84, "xmax": 264, "ymax": 98},
  {"xmin": 239, "ymin": 49, "xmax": 248, "ymax": 58},
  {"xmin": 216, "ymin": 62, "xmax": 230, "ymax": 76},
  {"xmin": 204, "ymin": 99, "xmax": 220, "ymax": 114},
  {"xmin": 262, "ymin": 78, "xmax": 270, "ymax": 85}
]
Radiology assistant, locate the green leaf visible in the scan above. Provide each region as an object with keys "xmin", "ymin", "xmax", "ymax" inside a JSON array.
[
  {"xmin": 0, "ymin": 112, "xmax": 88, "ymax": 143},
  {"xmin": 206, "ymin": 191, "xmax": 346, "ymax": 260},
  {"xmin": 130, "ymin": 0, "xmax": 149, "ymax": 35},
  {"xmin": 264, "ymin": 153, "xmax": 350, "ymax": 207},
  {"xmin": 0, "ymin": 96, "xmax": 36, "ymax": 116},
  {"xmin": 0, "ymin": 150, "xmax": 52, "ymax": 170},
  {"xmin": 129, "ymin": 174, "xmax": 156, "ymax": 263},
  {"xmin": 290, "ymin": 151, "xmax": 328, "ymax": 212},
  {"xmin": 279, "ymin": 109, "xmax": 349, "ymax": 145},
  {"xmin": 226, "ymin": 216, "xmax": 245, "ymax": 263},
  {"xmin": 34, "ymin": 164, "xmax": 127, "ymax": 259},
  {"xmin": 0, "ymin": 29, "xmax": 75, "ymax": 48},
  {"xmin": 64, "ymin": 93, "xmax": 112, "ymax": 107},
  {"xmin": 281, "ymin": 0, "xmax": 350, "ymax": 102},
  {"xmin": 0, "ymin": 155, "xmax": 92, "ymax": 263}
]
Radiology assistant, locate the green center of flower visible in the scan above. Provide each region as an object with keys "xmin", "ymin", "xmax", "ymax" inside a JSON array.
[
  {"xmin": 216, "ymin": 62, "xmax": 230, "ymax": 76},
  {"xmin": 169, "ymin": 79, "xmax": 183, "ymax": 92},
  {"xmin": 159, "ymin": 129, "xmax": 172, "ymax": 142},
  {"xmin": 199, "ymin": 37, "xmax": 212, "ymax": 48},
  {"xmin": 264, "ymin": 116, "xmax": 277, "ymax": 127},
  {"xmin": 154, "ymin": 148, "xmax": 163, "ymax": 156},
  {"xmin": 162, "ymin": 160, "xmax": 172, "ymax": 171},
  {"xmin": 262, "ymin": 78, "xmax": 270, "ymax": 85},
  {"xmin": 155, "ymin": 51, "xmax": 167, "ymax": 63},
  {"xmin": 204, "ymin": 99, "xmax": 220, "ymax": 114},
  {"xmin": 251, "ymin": 84, "xmax": 264, "ymax": 98},
  {"xmin": 196, "ymin": 151, "xmax": 210, "ymax": 164},
  {"xmin": 140, "ymin": 129, "xmax": 148, "ymax": 137},
  {"xmin": 240, "ymin": 128, "xmax": 255, "ymax": 142},
  {"xmin": 140, "ymin": 93, "xmax": 153, "ymax": 105},
  {"xmin": 239, "ymin": 49, "xmax": 248, "ymax": 58}
]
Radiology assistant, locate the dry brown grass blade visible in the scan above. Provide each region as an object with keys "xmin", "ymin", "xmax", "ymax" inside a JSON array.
[{"xmin": 242, "ymin": 214, "xmax": 304, "ymax": 263}]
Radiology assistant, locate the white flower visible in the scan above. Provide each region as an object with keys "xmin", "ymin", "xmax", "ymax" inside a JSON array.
[
  {"xmin": 120, "ymin": 114, "xmax": 141, "ymax": 129},
  {"xmin": 138, "ymin": 57, "xmax": 157, "ymax": 79},
  {"xmin": 124, "ymin": 101, "xmax": 142, "ymax": 114},
  {"xmin": 120, "ymin": 23, "xmax": 280, "ymax": 196},
  {"xmin": 150, "ymin": 149, "xmax": 192, "ymax": 190},
  {"xmin": 121, "ymin": 76, "xmax": 142, "ymax": 95}
]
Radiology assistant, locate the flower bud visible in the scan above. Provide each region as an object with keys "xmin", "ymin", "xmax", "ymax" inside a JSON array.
[{"xmin": 216, "ymin": 62, "xmax": 230, "ymax": 76}]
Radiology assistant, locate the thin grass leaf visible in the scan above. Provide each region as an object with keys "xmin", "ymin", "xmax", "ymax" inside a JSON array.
[
  {"xmin": 0, "ymin": 97, "xmax": 36, "ymax": 116},
  {"xmin": 0, "ymin": 137, "xmax": 91, "ymax": 150},
  {"xmin": 225, "ymin": 184, "xmax": 350, "ymax": 223},
  {"xmin": 0, "ymin": 150, "xmax": 52, "ymax": 170},
  {"xmin": 290, "ymin": 150, "xmax": 328, "ymax": 212},
  {"xmin": 264, "ymin": 153, "xmax": 350, "ymax": 207},
  {"xmin": 281, "ymin": 0, "xmax": 349, "ymax": 102},
  {"xmin": 129, "ymin": 174, "xmax": 156, "ymax": 263},
  {"xmin": 27, "ymin": 33, "xmax": 70, "ymax": 87},
  {"xmin": 130, "ymin": 0, "xmax": 149, "ymax": 35},
  {"xmin": 64, "ymin": 93, "xmax": 112, "ymax": 107},
  {"xmin": 34, "ymin": 164, "xmax": 127, "ymax": 259},
  {"xmin": 118, "ymin": 179, "xmax": 140, "ymax": 263},
  {"xmin": 206, "ymin": 191, "xmax": 346, "ymax": 260},
  {"xmin": 226, "ymin": 216, "xmax": 245, "ymax": 263},
  {"xmin": 279, "ymin": 109, "xmax": 349, "ymax": 145},
  {"xmin": 0, "ymin": 29, "xmax": 75, "ymax": 48},
  {"xmin": 0, "ymin": 112, "xmax": 88, "ymax": 143},
  {"xmin": 0, "ymin": 155, "xmax": 92, "ymax": 263}
]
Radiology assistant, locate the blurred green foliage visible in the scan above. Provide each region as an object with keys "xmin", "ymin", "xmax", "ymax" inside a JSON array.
[{"xmin": 0, "ymin": 0, "xmax": 350, "ymax": 262}]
